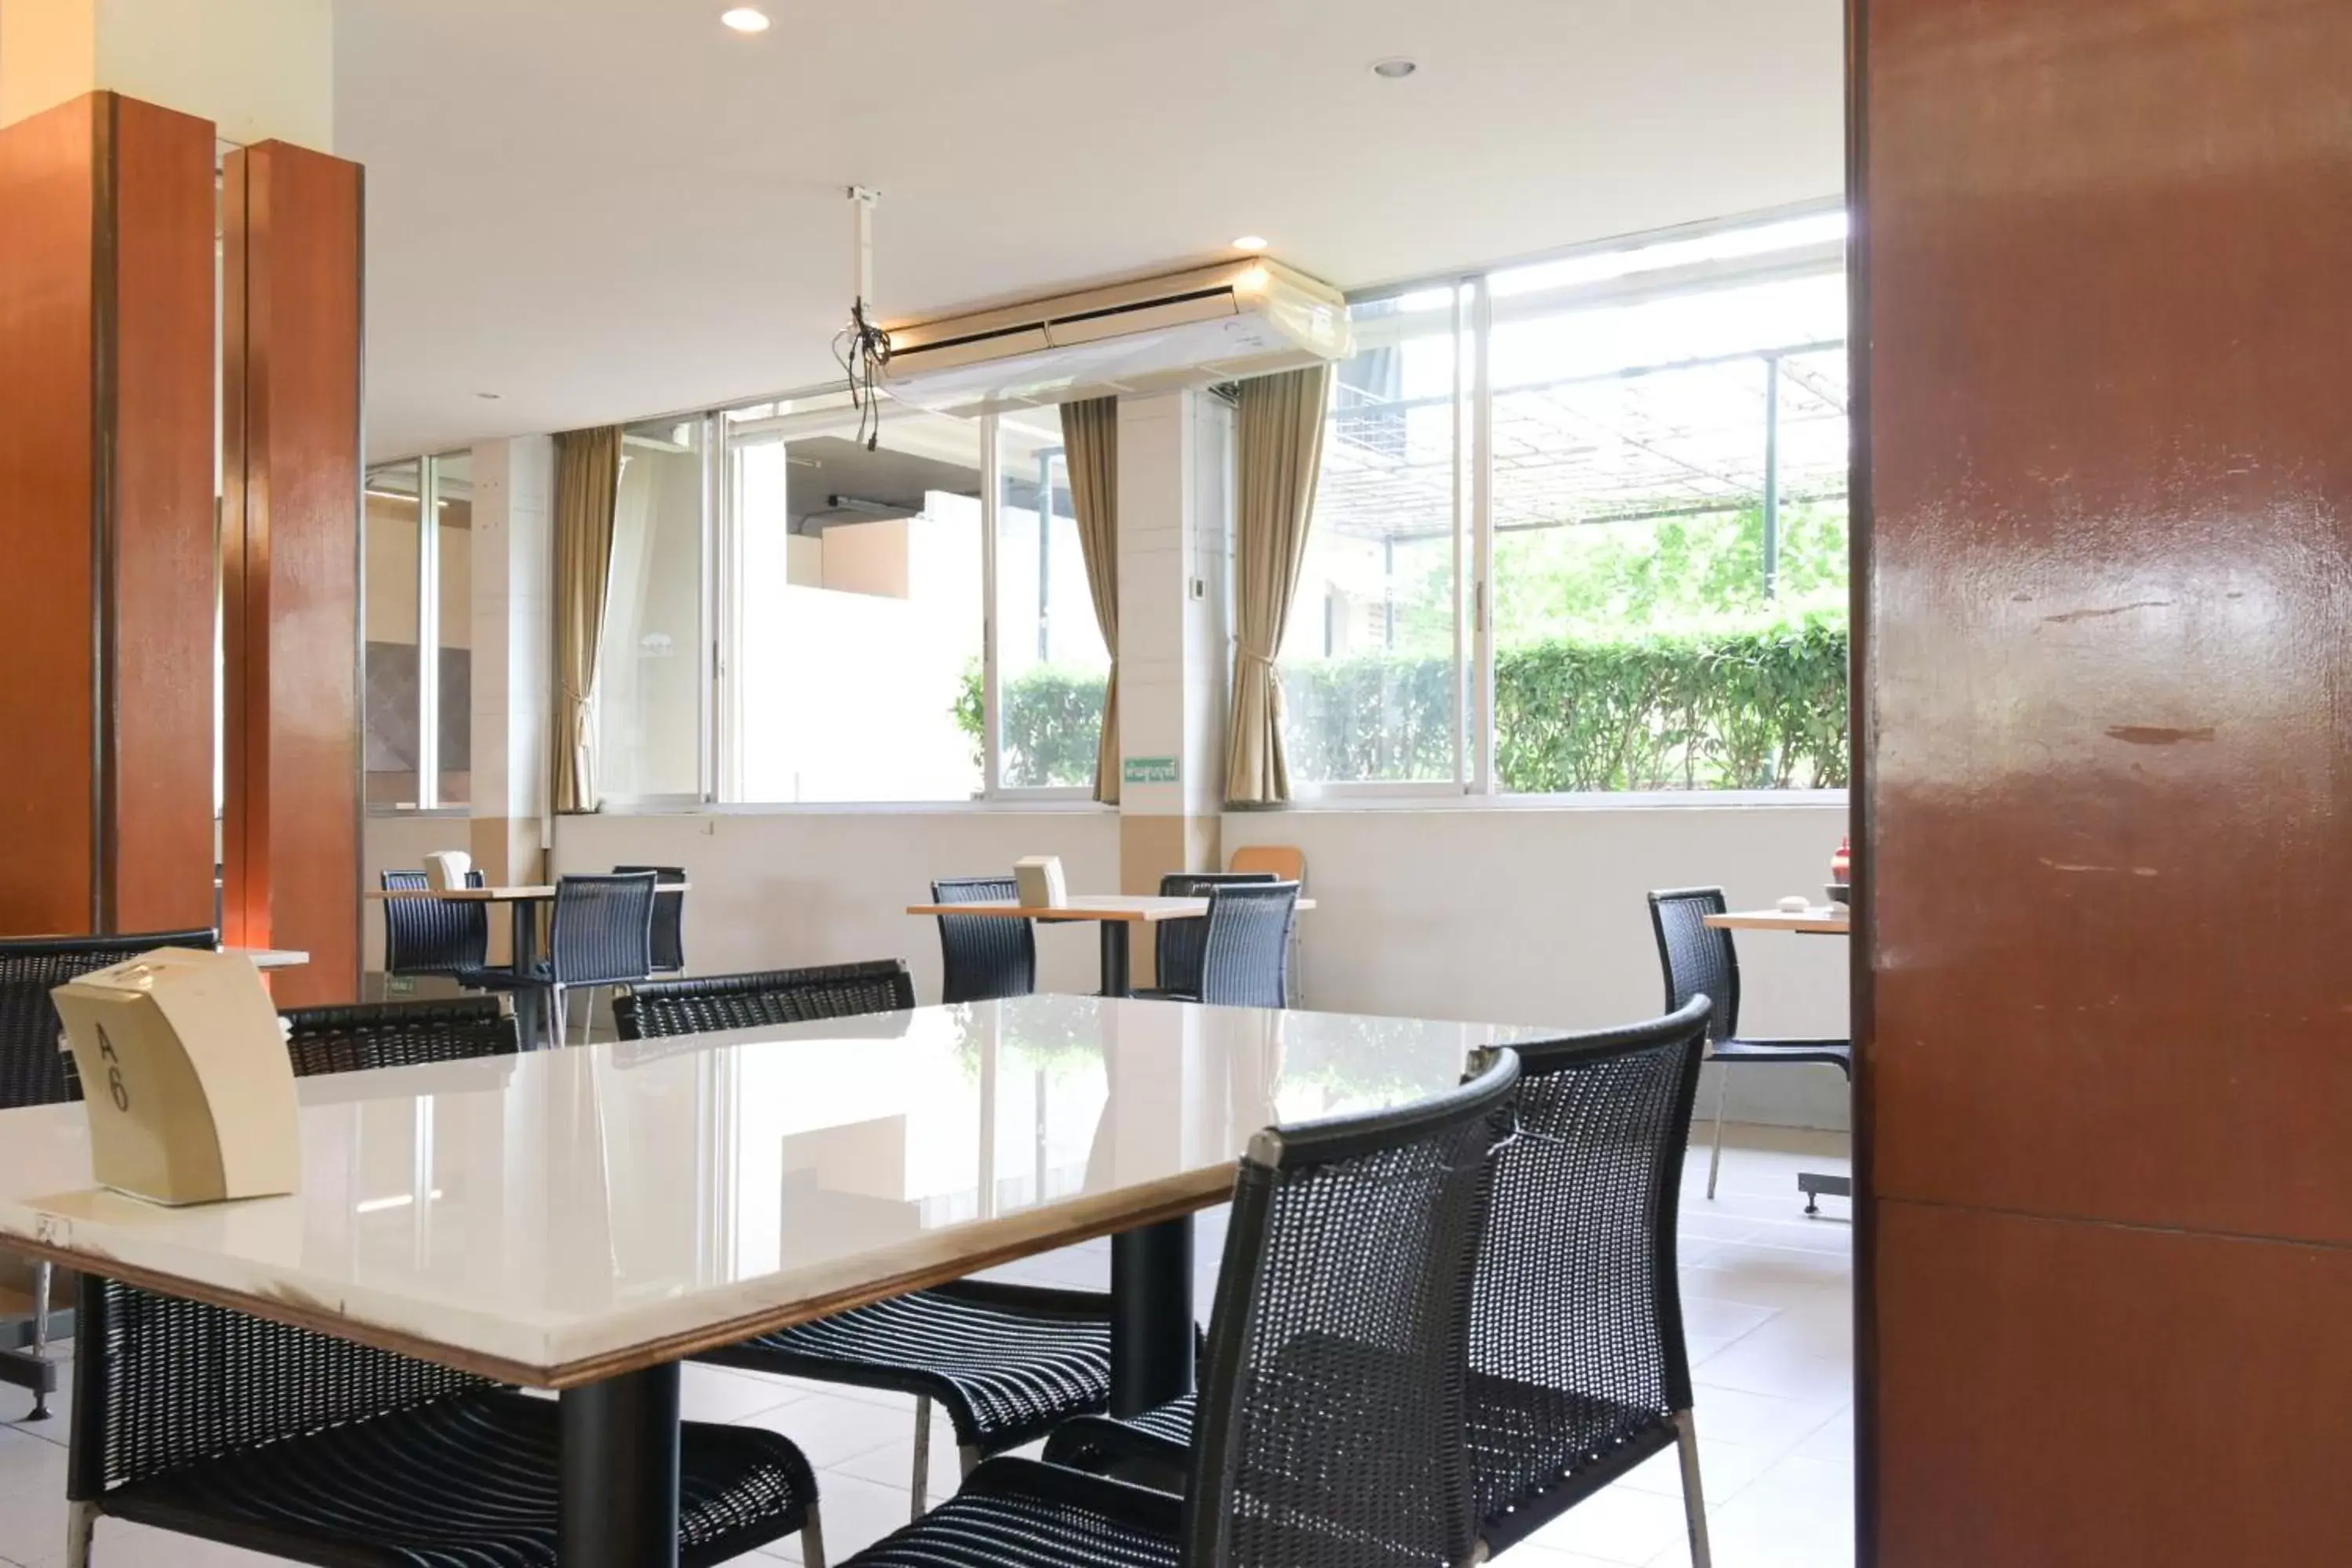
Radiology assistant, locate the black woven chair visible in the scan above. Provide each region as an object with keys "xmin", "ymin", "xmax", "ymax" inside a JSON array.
[
  {"xmin": 931, "ymin": 876, "xmax": 1035, "ymax": 1004},
  {"xmin": 61, "ymin": 987, "xmax": 825, "ymax": 1568},
  {"xmin": 471, "ymin": 871, "xmax": 658, "ymax": 1048},
  {"xmin": 0, "ymin": 927, "xmax": 216, "ymax": 1420},
  {"xmin": 843, "ymin": 1052, "xmax": 1524, "ymax": 1568},
  {"xmin": 1044, "ymin": 1002, "xmax": 1717, "ymax": 1564},
  {"xmin": 613, "ymin": 960, "xmax": 1124, "ymax": 1521},
  {"xmin": 1196, "ymin": 880, "xmax": 1300, "ymax": 1008},
  {"xmin": 281, "ymin": 997, "xmax": 521, "ymax": 1076},
  {"xmin": 615, "ymin": 960, "xmax": 914, "ymax": 1039},
  {"xmin": 1130, "ymin": 871, "xmax": 1276, "ymax": 1001},
  {"xmin": 1649, "ymin": 887, "xmax": 1852, "ymax": 1201},
  {"xmin": 379, "ymin": 869, "xmax": 490, "ymax": 980},
  {"xmin": 614, "ymin": 863, "xmax": 689, "ymax": 973},
  {"xmin": 65, "ymin": 1286, "xmax": 819, "ymax": 1568}
]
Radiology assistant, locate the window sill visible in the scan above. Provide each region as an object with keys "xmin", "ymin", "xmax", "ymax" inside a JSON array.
[
  {"xmin": 1259, "ymin": 789, "xmax": 1849, "ymax": 813},
  {"xmin": 583, "ymin": 797, "xmax": 1118, "ymax": 818}
]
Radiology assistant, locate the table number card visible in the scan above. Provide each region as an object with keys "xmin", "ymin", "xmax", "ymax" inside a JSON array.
[
  {"xmin": 51, "ymin": 949, "xmax": 300, "ymax": 1207},
  {"xmin": 1014, "ymin": 855, "xmax": 1069, "ymax": 909}
]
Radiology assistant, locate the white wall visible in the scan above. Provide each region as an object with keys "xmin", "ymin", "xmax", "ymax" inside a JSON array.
[
  {"xmin": 550, "ymin": 809, "xmax": 1120, "ymax": 1005},
  {"xmin": 372, "ymin": 797, "xmax": 1849, "ymax": 1126},
  {"xmin": 1225, "ymin": 800, "xmax": 1851, "ymax": 1128}
]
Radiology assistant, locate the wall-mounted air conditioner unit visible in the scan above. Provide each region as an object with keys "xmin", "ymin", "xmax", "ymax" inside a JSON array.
[{"xmin": 881, "ymin": 258, "xmax": 1351, "ymax": 417}]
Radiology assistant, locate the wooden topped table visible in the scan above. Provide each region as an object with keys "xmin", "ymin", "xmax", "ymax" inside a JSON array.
[
  {"xmin": 903, "ymin": 893, "xmax": 1316, "ymax": 996},
  {"xmin": 0, "ymin": 994, "xmax": 1552, "ymax": 1564},
  {"xmin": 367, "ymin": 884, "xmax": 691, "ymax": 1044},
  {"xmin": 1704, "ymin": 906, "xmax": 1849, "ymax": 936}
]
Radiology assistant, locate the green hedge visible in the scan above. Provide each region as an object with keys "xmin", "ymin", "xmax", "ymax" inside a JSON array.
[
  {"xmin": 956, "ymin": 613, "xmax": 1848, "ymax": 793},
  {"xmin": 955, "ymin": 662, "xmax": 1108, "ymax": 789}
]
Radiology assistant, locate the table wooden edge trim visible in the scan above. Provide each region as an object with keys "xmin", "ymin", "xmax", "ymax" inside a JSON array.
[
  {"xmin": 1704, "ymin": 911, "xmax": 1851, "ymax": 935},
  {"xmin": 904, "ymin": 898, "xmax": 1316, "ymax": 923},
  {"xmin": 0, "ymin": 1171, "xmax": 1231, "ymax": 1390}
]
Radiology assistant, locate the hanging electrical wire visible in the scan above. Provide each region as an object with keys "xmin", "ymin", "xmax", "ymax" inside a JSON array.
[
  {"xmin": 837, "ymin": 185, "xmax": 891, "ymax": 450},
  {"xmin": 836, "ymin": 297, "xmax": 891, "ymax": 451}
]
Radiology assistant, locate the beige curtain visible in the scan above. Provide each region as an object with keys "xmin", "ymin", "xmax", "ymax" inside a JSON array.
[
  {"xmin": 1061, "ymin": 397, "xmax": 1121, "ymax": 804},
  {"xmin": 1225, "ymin": 365, "xmax": 1333, "ymax": 804},
  {"xmin": 553, "ymin": 426, "xmax": 623, "ymax": 813}
]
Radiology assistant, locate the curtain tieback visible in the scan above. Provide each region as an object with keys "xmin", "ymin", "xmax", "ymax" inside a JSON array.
[{"xmin": 1236, "ymin": 646, "xmax": 1285, "ymax": 720}]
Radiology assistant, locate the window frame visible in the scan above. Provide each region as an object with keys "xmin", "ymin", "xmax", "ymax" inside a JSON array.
[{"xmin": 1283, "ymin": 199, "xmax": 1850, "ymax": 804}]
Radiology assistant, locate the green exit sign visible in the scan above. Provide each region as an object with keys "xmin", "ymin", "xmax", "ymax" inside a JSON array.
[{"xmin": 1122, "ymin": 755, "xmax": 1180, "ymax": 786}]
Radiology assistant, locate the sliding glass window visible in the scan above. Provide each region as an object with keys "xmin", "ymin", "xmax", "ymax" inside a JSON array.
[
  {"xmin": 1279, "ymin": 287, "xmax": 1471, "ymax": 789},
  {"xmin": 1287, "ymin": 206, "xmax": 1849, "ymax": 799},
  {"xmin": 720, "ymin": 401, "xmax": 985, "ymax": 803},
  {"xmin": 993, "ymin": 408, "xmax": 1107, "ymax": 792},
  {"xmin": 598, "ymin": 417, "xmax": 710, "ymax": 804}
]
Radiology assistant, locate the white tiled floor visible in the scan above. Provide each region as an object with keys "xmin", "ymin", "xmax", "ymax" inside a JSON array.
[{"xmin": 0, "ymin": 1125, "xmax": 1851, "ymax": 1568}]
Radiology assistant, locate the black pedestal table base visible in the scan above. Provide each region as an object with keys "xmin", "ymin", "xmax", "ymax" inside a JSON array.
[
  {"xmin": 1098, "ymin": 921, "xmax": 1133, "ymax": 999},
  {"xmin": 560, "ymin": 1362, "xmax": 681, "ymax": 1566},
  {"xmin": 1109, "ymin": 1216, "xmax": 1194, "ymax": 1416}
]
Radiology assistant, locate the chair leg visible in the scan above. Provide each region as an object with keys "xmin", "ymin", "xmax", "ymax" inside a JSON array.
[
  {"xmin": 548, "ymin": 985, "xmax": 565, "ymax": 1051},
  {"xmin": 800, "ymin": 1504, "xmax": 828, "ymax": 1568},
  {"xmin": 65, "ymin": 1499, "xmax": 98, "ymax": 1568},
  {"xmin": 25, "ymin": 1261, "xmax": 52, "ymax": 1420},
  {"xmin": 1705, "ymin": 1063, "xmax": 1729, "ymax": 1200},
  {"xmin": 909, "ymin": 1396, "xmax": 932, "ymax": 1520},
  {"xmin": 1672, "ymin": 1409, "xmax": 1713, "ymax": 1568}
]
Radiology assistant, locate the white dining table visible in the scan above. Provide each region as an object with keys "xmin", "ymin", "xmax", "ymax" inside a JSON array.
[{"xmin": 0, "ymin": 994, "xmax": 1564, "ymax": 1565}]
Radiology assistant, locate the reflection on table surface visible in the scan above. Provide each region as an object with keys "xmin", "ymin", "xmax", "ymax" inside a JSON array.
[{"xmin": 0, "ymin": 996, "xmax": 1562, "ymax": 1377}]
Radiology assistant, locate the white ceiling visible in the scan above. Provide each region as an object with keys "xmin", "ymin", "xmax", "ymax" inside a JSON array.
[{"xmin": 339, "ymin": 0, "xmax": 1843, "ymax": 460}]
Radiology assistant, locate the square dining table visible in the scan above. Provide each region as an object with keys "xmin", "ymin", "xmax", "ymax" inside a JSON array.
[
  {"xmin": 368, "ymin": 882, "xmax": 691, "ymax": 1044},
  {"xmin": 903, "ymin": 893, "xmax": 1316, "ymax": 996},
  {"xmin": 0, "ymin": 994, "xmax": 1557, "ymax": 1566}
]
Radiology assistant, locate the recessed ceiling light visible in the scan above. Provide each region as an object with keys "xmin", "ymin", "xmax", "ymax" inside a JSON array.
[
  {"xmin": 720, "ymin": 7, "xmax": 771, "ymax": 34},
  {"xmin": 1370, "ymin": 56, "xmax": 1418, "ymax": 79},
  {"xmin": 1232, "ymin": 234, "xmax": 1269, "ymax": 252}
]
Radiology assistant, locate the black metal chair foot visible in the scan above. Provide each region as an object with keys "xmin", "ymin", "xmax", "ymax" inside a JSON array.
[{"xmin": 27, "ymin": 1396, "xmax": 51, "ymax": 1421}]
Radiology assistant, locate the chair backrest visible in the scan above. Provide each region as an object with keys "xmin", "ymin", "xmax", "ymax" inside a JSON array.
[
  {"xmin": 546, "ymin": 872, "xmax": 658, "ymax": 987},
  {"xmin": 931, "ymin": 876, "xmax": 1036, "ymax": 1004},
  {"xmin": 1, "ymin": 929, "xmax": 220, "ymax": 1111},
  {"xmin": 1229, "ymin": 844, "xmax": 1306, "ymax": 886},
  {"xmin": 280, "ymin": 997, "xmax": 521, "ymax": 1077},
  {"xmin": 612, "ymin": 864, "xmax": 688, "ymax": 973},
  {"xmin": 1465, "ymin": 999, "xmax": 1711, "ymax": 1542},
  {"xmin": 1153, "ymin": 871, "xmax": 1278, "ymax": 997},
  {"xmin": 1647, "ymin": 887, "xmax": 1740, "ymax": 1044},
  {"xmin": 71, "ymin": 985, "xmax": 518, "ymax": 1502},
  {"xmin": 1180, "ymin": 1052, "xmax": 1522, "ymax": 1568},
  {"xmin": 380, "ymin": 869, "xmax": 490, "ymax": 978},
  {"xmin": 1197, "ymin": 880, "xmax": 1301, "ymax": 1008},
  {"xmin": 613, "ymin": 960, "xmax": 916, "ymax": 1040}
]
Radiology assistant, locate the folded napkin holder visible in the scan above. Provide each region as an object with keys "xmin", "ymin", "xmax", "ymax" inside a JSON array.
[
  {"xmin": 51, "ymin": 948, "xmax": 299, "ymax": 1207},
  {"xmin": 1014, "ymin": 855, "xmax": 1068, "ymax": 909}
]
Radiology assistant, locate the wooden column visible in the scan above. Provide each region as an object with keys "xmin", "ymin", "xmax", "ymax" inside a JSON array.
[
  {"xmin": 1855, "ymin": 0, "xmax": 2352, "ymax": 1562},
  {"xmin": 222, "ymin": 140, "xmax": 364, "ymax": 1006},
  {"xmin": 0, "ymin": 92, "xmax": 215, "ymax": 938}
]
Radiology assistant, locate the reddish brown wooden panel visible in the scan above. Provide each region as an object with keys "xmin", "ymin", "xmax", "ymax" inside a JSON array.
[
  {"xmin": 222, "ymin": 141, "xmax": 363, "ymax": 1006},
  {"xmin": 105, "ymin": 96, "xmax": 218, "ymax": 935},
  {"xmin": 1861, "ymin": 0, "xmax": 2352, "ymax": 1240},
  {"xmin": 0, "ymin": 96, "xmax": 100, "ymax": 937},
  {"xmin": 1875, "ymin": 1200, "xmax": 2352, "ymax": 1566}
]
